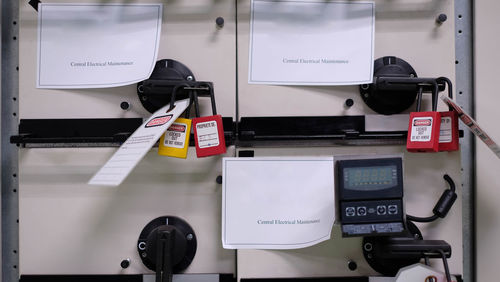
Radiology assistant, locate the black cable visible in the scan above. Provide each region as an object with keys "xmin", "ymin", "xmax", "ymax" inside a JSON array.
[
  {"xmin": 406, "ymin": 214, "xmax": 440, "ymax": 223},
  {"xmin": 406, "ymin": 174, "xmax": 457, "ymax": 223},
  {"xmin": 437, "ymin": 249, "xmax": 452, "ymax": 282},
  {"xmin": 443, "ymin": 174, "xmax": 456, "ymax": 192}
]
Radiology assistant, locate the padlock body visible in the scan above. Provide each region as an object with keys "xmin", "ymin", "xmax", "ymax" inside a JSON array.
[
  {"xmin": 438, "ymin": 111, "xmax": 459, "ymax": 151},
  {"xmin": 407, "ymin": 111, "xmax": 441, "ymax": 152},
  {"xmin": 158, "ymin": 118, "xmax": 192, "ymax": 158},
  {"xmin": 192, "ymin": 115, "xmax": 226, "ymax": 157}
]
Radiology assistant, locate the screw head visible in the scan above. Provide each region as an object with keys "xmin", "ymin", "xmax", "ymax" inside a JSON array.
[
  {"xmin": 345, "ymin": 99, "xmax": 354, "ymax": 107},
  {"xmin": 347, "ymin": 260, "xmax": 357, "ymax": 271},
  {"xmin": 186, "ymin": 76, "xmax": 194, "ymax": 81},
  {"xmin": 141, "ymin": 252, "xmax": 147, "ymax": 258},
  {"xmin": 436, "ymin": 13, "xmax": 447, "ymax": 24},
  {"xmin": 216, "ymin": 175, "xmax": 223, "ymax": 184},
  {"xmin": 186, "ymin": 233, "xmax": 194, "ymax": 241},
  {"xmin": 120, "ymin": 101, "xmax": 131, "ymax": 110},
  {"xmin": 120, "ymin": 259, "xmax": 131, "ymax": 269},
  {"xmin": 216, "ymin": 17, "xmax": 225, "ymax": 28}
]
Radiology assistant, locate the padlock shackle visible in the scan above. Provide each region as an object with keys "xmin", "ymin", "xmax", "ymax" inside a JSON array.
[
  {"xmin": 416, "ymin": 86, "xmax": 424, "ymax": 112},
  {"xmin": 169, "ymin": 81, "xmax": 217, "ymax": 118},
  {"xmin": 430, "ymin": 80, "xmax": 439, "ymax": 112},
  {"xmin": 192, "ymin": 90, "xmax": 201, "ymax": 117},
  {"xmin": 195, "ymin": 82, "xmax": 217, "ymax": 116},
  {"xmin": 436, "ymin": 77, "xmax": 453, "ymax": 111},
  {"xmin": 414, "ymin": 79, "xmax": 438, "ymax": 112},
  {"xmin": 169, "ymin": 83, "xmax": 190, "ymax": 112}
]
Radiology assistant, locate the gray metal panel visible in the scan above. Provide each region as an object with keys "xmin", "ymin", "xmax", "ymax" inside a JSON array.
[
  {"xmin": 1, "ymin": 1, "xmax": 20, "ymax": 282},
  {"xmin": 454, "ymin": 1, "xmax": 475, "ymax": 281}
]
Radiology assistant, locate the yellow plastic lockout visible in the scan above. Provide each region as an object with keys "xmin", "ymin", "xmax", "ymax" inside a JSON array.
[{"xmin": 158, "ymin": 118, "xmax": 192, "ymax": 158}]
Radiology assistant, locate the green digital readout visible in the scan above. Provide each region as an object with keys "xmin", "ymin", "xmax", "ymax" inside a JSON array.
[{"xmin": 344, "ymin": 165, "xmax": 397, "ymax": 191}]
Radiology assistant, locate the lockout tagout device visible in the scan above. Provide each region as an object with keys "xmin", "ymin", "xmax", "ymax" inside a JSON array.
[{"xmin": 337, "ymin": 157, "xmax": 405, "ymax": 237}]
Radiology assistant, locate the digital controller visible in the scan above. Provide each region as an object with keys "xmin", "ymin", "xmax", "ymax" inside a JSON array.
[{"xmin": 337, "ymin": 157, "xmax": 405, "ymax": 237}]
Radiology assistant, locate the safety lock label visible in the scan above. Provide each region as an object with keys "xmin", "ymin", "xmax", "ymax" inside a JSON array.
[
  {"xmin": 164, "ymin": 123, "xmax": 187, "ymax": 149},
  {"xmin": 410, "ymin": 117, "xmax": 433, "ymax": 142},
  {"xmin": 196, "ymin": 121, "xmax": 220, "ymax": 148},
  {"xmin": 439, "ymin": 116, "xmax": 452, "ymax": 143}
]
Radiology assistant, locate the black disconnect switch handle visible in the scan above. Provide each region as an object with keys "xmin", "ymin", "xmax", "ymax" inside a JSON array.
[{"xmin": 156, "ymin": 226, "xmax": 176, "ymax": 282}]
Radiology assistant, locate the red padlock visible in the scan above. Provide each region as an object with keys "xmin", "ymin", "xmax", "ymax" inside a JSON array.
[
  {"xmin": 191, "ymin": 84, "xmax": 226, "ymax": 157},
  {"xmin": 407, "ymin": 82, "xmax": 441, "ymax": 152},
  {"xmin": 437, "ymin": 77, "xmax": 459, "ymax": 152}
]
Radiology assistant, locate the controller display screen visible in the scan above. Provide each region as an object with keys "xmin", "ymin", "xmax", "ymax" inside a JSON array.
[{"xmin": 343, "ymin": 165, "xmax": 397, "ymax": 191}]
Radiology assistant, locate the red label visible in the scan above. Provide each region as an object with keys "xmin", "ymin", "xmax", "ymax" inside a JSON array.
[
  {"xmin": 438, "ymin": 111, "xmax": 460, "ymax": 152},
  {"xmin": 168, "ymin": 124, "xmax": 186, "ymax": 132},
  {"xmin": 414, "ymin": 119, "xmax": 432, "ymax": 126},
  {"xmin": 192, "ymin": 115, "xmax": 226, "ymax": 158},
  {"xmin": 145, "ymin": 115, "xmax": 172, "ymax": 128}
]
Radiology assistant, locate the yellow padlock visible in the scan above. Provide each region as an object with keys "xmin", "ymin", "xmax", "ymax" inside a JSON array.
[{"xmin": 158, "ymin": 117, "xmax": 192, "ymax": 158}]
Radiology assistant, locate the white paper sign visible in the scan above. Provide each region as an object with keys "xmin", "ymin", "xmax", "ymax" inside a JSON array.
[
  {"xmin": 222, "ymin": 157, "xmax": 335, "ymax": 249},
  {"xmin": 37, "ymin": 3, "xmax": 162, "ymax": 88},
  {"xmin": 249, "ymin": 0, "xmax": 375, "ymax": 85},
  {"xmin": 89, "ymin": 99, "xmax": 190, "ymax": 186}
]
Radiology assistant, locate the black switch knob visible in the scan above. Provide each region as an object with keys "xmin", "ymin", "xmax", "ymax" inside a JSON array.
[{"xmin": 138, "ymin": 216, "xmax": 197, "ymax": 282}]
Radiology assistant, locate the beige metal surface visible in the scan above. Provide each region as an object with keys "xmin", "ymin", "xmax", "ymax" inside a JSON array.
[
  {"xmin": 20, "ymin": 147, "xmax": 236, "ymax": 274},
  {"xmin": 18, "ymin": 0, "xmax": 237, "ymax": 275},
  {"xmin": 237, "ymin": 0, "xmax": 455, "ymax": 118},
  {"xmin": 236, "ymin": 146, "xmax": 462, "ymax": 280},
  {"xmin": 19, "ymin": 0, "xmax": 236, "ymax": 119},
  {"xmin": 474, "ymin": 1, "xmax": 500, "ymax": 281}
]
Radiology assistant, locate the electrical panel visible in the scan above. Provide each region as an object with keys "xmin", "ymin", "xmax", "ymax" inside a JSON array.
[{"xmin": 14, "ymin": 0, "xmax": 463, "ymax": 281}]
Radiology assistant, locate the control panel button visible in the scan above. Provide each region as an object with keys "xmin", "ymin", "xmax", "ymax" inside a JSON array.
[
  {"xmin": 346, "ymin": 207, "xmax": 356, "ymax": 217},
  {"xmin": 388, "ymin": 205, "xmax": 398, "ymax": 215},
  {"xmin": 357, "ymin": 206, "xmax": 367, "ymax": 216},
  {"xmin": 377, "ymin": 205, "xmax": 387, "ymax": 215}
]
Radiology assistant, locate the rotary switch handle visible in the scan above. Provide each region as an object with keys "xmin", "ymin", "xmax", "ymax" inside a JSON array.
[
  {"xmin": 145, "ymin": 225, "xmax": 187, "ymax": 282},
  {"xmin": 155, "ymin": 226, "xmax": 176, "ymax": 282},
  {"xmin": 138, "ymin": 216, "xmax": 197, "ymax": 282}
]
